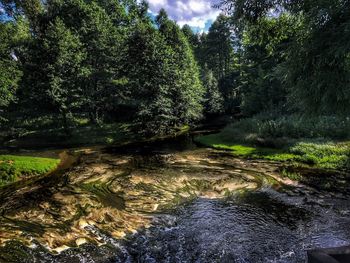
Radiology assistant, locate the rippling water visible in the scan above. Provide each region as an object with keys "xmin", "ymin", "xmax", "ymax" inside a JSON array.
[
  {"xmin": 0, "ymin": 136, "xmax": 349, "ymax": 262},
  {"xmin": 122, "ymin": 190, "xmax": 350, "ymax": 263}
]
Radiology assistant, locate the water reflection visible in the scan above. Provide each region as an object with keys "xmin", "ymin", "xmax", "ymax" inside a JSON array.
[{"xmin": 0, "ymin": 144, "xmax": 349, "ymax": 262}]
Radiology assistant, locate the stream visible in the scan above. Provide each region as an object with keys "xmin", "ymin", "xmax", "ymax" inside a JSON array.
[{"xmin": 0, "ymin": 135, "xmax": 349, "ymax": 263}]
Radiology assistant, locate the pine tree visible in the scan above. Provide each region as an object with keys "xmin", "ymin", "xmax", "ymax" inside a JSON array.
[
  {"xmin": 126, "ymin": 21, "xmax": 175, "ymax": 134},
  {"xmin": 202, "ymin": 67, "xmax": 224, "ymax": 115},
  {"xmin": 0, "ymin": 22, "xmax": 22, "ymax": 122},
  {"xmin": 181, "ymin": 24, "xmax": 199, "ymax": 50},
  {"xmin": 43, "ymin": 0, "xmax": 131, "ymax": 123},
  {"xmin": 43, "ymin": 18, "xmax": 86, "ymax": 133},
  {"xmin": 203, "ymin": 14, "xmax": 234, "ymax": 80},
  {"xmin": 156, "ymin": 9, "xmax": 204, "ymax": 126},
  {"xmin": 198, "ymin": 14, "xmax": 238, "ymax": 113}
]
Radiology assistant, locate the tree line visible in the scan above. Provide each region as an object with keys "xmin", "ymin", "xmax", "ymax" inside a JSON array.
[
  {"xmin": 0, "ymin": 0, "xmax": 349, "ymax": 137},
  {"xmin": 0, "ymin": 0, "xmax": 207, "ymax": 135},
  {"xmin": 216, "ymin": 0, "xmax": 350, "ymax": 116}
]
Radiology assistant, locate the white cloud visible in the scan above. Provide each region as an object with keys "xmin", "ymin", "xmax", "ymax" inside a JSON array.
[{"xmin": 147, "ymin": 0, "xmax": 220, "ymax": 31}]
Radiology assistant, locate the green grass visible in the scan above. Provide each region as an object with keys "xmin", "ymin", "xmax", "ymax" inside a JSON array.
[
  {"xmin": 196, "ymin": 134, "xmax": 299, "ymax": 161},
  {"xmin": 0, "ymin": 155, "xmax": 60, "ymax": 187},
  {"xmin": 280, "ymin": 169, "xmax": 302, "ymax": 181},
  {"xmin": 195, "ymin": 132, "xmax": 350, "ymax": 170}
]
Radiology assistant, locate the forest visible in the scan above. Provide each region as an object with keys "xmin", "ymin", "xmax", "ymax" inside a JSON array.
[
  {"xmin": 0, "ymin": 0, "xmax": 349, "ymax": 136},
  {"xmin": 1, "ymin": 0, "xmax": 349, "ymax": 173},
  {"xmin": 0, "ymin": 0, "xmax": 350, "ymax": 262}
]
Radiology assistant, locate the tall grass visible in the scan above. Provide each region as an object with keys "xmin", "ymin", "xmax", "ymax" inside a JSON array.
[
  {"xmin": 195, "ymin": 115, "xmax": 350, "ymax": 170},
  {"xmin": 236, "ymin": 115, "xmax": 350, "ymax": 140}
]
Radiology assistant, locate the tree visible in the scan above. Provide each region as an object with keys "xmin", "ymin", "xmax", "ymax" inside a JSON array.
[
  {"xmin": 0, "ymin": 22, "xmax": 22, "ymax": 122},
  {"xmin": 202, "ymin": 66, "xmax": 224, "ymax": 115},
  {"xmin": 44, "ymin": 0, "xmax": 130, "ymax": 123},
  {"xmin": 220, "ymin": 0, "xmax": 350, "ymax": 115},
  {"xmin": 0, "ymin": 0, "xmax": 43, "ymax": 31},
  {"xmin": 181, "ymin": 24, "xmax": 199, "ymax": 50},
  {"xmin": 238, "ymin": 15, "xmax": 298, "ymax": 115},
  {"xmin": 203, "ymin": 14, "xmax": 234, "ymax": 80},
  {"xmin": 285, "ymin": 1, "xmax": 350, "ymax": 114},
  {"xmin": 156, "ymin": 9, "xmax": 204, "ymax": 126},
  {"xmin": 196, "ymin": 14, "xmax": 238, "ymax": 113},
  {"xmin": 42, "ymin": 18, "xmax": 86, "ymax": 133},
  {"xmin": 126, "ymin": 22, "xmax": 176, "ymax": 134}
]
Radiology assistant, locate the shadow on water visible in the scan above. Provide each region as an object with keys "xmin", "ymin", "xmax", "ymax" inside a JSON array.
[
  {"xmin": 119, "ymin": 190, "xmax": 350, "ymax": 263},
  {"xmin": 105, "ymin": 133, "xmax": 199, "ymax": 155},
  {"xmin": 0, "ymin": 134, "xmax": 349, "ymax": 263}
]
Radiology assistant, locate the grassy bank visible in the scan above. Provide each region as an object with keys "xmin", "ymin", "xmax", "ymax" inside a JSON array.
[
  {"xmin": 0, "ymin": 155, "xmax": 60, "ymax": 187},
  {"xmin": 195, "ymin": 115, "xmax": 350, "ymax": 171},
  {"xmin": 1, "ymin": 114, "xmax": 194, "ymax": 149},
  {"xmin": 0, "ymin": 120, "xmax": 190, "ymax": 187}
]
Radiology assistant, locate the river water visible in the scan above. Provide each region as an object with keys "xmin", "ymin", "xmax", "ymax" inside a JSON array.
[{"xmin": 0, "ymin": 135, "xmax": 349, "ymax": 262}]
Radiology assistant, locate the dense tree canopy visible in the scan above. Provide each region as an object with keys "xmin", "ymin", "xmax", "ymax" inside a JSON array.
[
  {"xmin": 0, "ymin": 21, "xmax": 22, "ymax": 122},
  {"xmin": 0, "ymin": 0, "xmax": 207, "ymax": 135},
  {"xmin": 219, "ymin": 0, "xmax": 350, "ymax": 115},
  {"xmin": 0, "ymin": 0, "xmax": 348, "ymax": 137}
]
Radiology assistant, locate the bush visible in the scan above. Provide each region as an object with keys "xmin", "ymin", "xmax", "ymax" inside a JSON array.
[{"xmin": 230, "ymin": 115, "xmax": 350, "ymax": 140}]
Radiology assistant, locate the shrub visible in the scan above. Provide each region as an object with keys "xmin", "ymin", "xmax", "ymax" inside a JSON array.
[{"xmin": 232, "ymin": 115, "xmax": 350, "ymax": 140}]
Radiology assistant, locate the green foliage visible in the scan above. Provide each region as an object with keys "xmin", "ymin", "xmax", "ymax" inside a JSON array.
[
  {"xmin": 289, "ymin": 142, "xmax": 350, "ymax": 169},
  {"xmin": 239, "ymin": 15, "xmax": 299, "ymax": 116},
  {"xmin": 214, "ymin": 115, "xmax": 350, "ymax": 145},
  {"xmin": 181, "ymin": 24, "xmax": 199, "ymax": 50},
  {"xmin": 280, "ymin": 169, "xmax": 302, "ymax": 181},
  {"xmin": 196, "ymin": 113, "xmax": 350, "ymax": 170},
  {"xmin": 125, "ymin": 9, "xmax": 204, "ymax": 135},
  {"xmin": 254, "ymin": 115, "xmax": 350, "ymax": 139},
  {"xmin": 1, "ymin": 0, "xmax": 350, "ymax": 143},
  {"xmin": 198, "ymin": 14, "xmax": 239, "ymax": 113},
  {"xmin": 195, "ymin": 134, "xmax": 297, "ymax": 161},
  {"xmin": 43, "ymin": 18, "xmax": 86, "ymax": 132},
  {"xmin": 126, "ymin": 21, "xmax": 176, "ymax": 135},
  {"xmin": 0, "ymin": 22, "xmax": 22, "ymax": 122},
  {"xmin": 0, "ymin": 155, "xmax": 60, "ymax": 187},
  {"xmin": 1, "ymin": 1, "xmax": 206, "ymax": 137},
  {"xmin": 220, "ymin": 0, "xmax": 350, "ymax": 115},
  {"xmin": 202, "ymin": 15, "xmax": 234, "ymax": 80},
  {"xmin": 157, "ymin": 10, "xmax": 204, "ymax": 126},
  {"xmin": 1, "ymin": 0, "xmax": 43, "ymax": 29},
  {"xmin": 285, "ymin": 3, "xmax": 350, "ymax": 115},
  {"xmin": 202, "ymin": 67, "xmax": 224, "ymax": 115},
  {"xmin": 196, "ymin": 131, "xmax": 350, "ymax": 170},
  {"xmin": 5, "ymin": 121, "xmax": 133, "ymax": 148}
]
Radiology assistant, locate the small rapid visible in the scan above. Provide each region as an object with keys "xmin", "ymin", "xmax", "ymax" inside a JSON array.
[{"xmin": 122, "ymin": 189, "xmax": 350, "ymax": 263}]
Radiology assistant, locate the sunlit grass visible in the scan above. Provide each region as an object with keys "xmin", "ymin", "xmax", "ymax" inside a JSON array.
[
  {"xmin": 195, "ymin": 133, "xmax": 350, "ymax": 170},
  {"xmin": 0, "ymin": 155, "xmax": 60, "ymax": 187}
]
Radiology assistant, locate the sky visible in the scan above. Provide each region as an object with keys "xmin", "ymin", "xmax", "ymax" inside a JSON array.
[
  {"xmin": 0, "ymin": 1, "xmax": 221, "ymax": 32},
  {"xmin": 146, "ymin": 0, "xmax": 221, "ymax": 32}
]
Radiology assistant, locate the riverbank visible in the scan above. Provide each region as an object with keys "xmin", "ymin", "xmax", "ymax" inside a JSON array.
[
  {"xmin": 0, "ymin": 120, "xmax": 211, "ymax": 188},
  {"xmin": 195, "ymin": 116, "xmax": 350, "ymax": 182},
  {"xmin": 0, "ymin": 145, "xmax": 349, "ymax": 262},
  {"xmin": 0, "ymin": 115, "xmax": 231, "ymax": 150},
  {"xmin": 0, "ymin": 155, "xmax": 60, "ymax": 187},
  {"xmin": 1, "ymin": 122, "xmax": 134, "ymax": 150}
]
